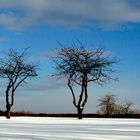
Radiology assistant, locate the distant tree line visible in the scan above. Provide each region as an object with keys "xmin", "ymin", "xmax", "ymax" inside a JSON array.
[
  {"xmin": 0, "ymin": 42, "xmax": 138, "ymax": 119},
  {"xmin": 97, "ymin": 94, "xmax": 139, "ymax": 117}
]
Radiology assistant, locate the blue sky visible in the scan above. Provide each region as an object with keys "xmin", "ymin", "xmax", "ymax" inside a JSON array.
[{"xmin": 0, "ymin": 0, "xmax": 140, "ymax": 113}]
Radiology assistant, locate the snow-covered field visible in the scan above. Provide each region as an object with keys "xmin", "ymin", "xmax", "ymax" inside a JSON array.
[{"xmin": 0, "ymin": 117, "xmax": 140, "ymax": 140}]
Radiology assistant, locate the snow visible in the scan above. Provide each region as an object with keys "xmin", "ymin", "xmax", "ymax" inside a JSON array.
[{"xmin": 0, "ymin": 117, "xmax": 140, "ymax": 140}]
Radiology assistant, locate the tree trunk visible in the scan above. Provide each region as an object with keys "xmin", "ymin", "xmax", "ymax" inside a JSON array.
[
  {"xmin": 77, "ymin": 107, "xmax": 83, "ymax": 119},
  {"xmin": 6, "ymin": 104, "xmax": 11, "ymax": 119}
]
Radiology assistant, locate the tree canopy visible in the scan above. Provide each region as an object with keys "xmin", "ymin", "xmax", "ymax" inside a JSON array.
[
  {"xmin": 53, "ymin": 43, "xmax": 117, "ymax": 119},
  {"xmin": 0, "ymin": 48, "xmax": 38, "ymax": 119}
]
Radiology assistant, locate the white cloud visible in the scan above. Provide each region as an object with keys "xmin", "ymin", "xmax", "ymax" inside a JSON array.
[
  {"xmin": 0, "ymin": 12, "xmax": 34, "ymax": 30},
  {"xmin": 0, "ymin": 0, "xmax": 140, "ymax": 30}
]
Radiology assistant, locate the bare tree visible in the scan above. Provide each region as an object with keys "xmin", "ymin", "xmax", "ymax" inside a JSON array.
[
  {"xmin": 97, "ymin": 95, "xmax": 136, "ymax": 116},
  {"xmin": 53, "ymin": 42, "xmax": 117, "ymax": 119},
  {"xmin": 115, "ymin": 101, "xmax": 134, "ymax": 115},
  {"xmin": 97, "ymin": 94, "xmax": 117, "ymax": 117},
  {"xmin": 0, "ymin": 48, "xmax": 38, "ymax": 119},
  {"xmin": 121, "ymin": 101, "xmax": 133, "ymax": 114}
]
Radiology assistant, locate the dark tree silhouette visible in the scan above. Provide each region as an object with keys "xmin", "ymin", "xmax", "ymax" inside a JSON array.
[
  {"xmin": 98, "ymin": 94, "xmax": 117, "ymax": 117},
  {"xmin": 121, "ymin": 101, "xmax": 133, "ymax": 114},
  {"xmin": 0, "ymin": 49, "xmax": 38, "ymax": 119},
  {"xmin": 115, "ymin": 100, "xmax": 134, "ymax": 115},
  {"xmin": 53, "ymin": 42, "xmax": 117, "ymax": 119}
]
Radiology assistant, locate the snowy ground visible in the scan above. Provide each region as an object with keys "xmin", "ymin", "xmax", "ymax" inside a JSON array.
[{"xmin": 0, "ymin": 117, "xmax": 140, "ymax": 140}]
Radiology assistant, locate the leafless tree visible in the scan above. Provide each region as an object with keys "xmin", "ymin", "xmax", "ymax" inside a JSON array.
[
  {"xmin": 0, "ymin": 48, "xmax": 38, "ymax": 119},
  {"xmin": 97, "ymin": 95, "xmax": 136, "ymax": 116},
  {"xmin": 53, "ymin": 42, "xmax": 117, "ymax": 119},
  {"xmin": 115, "ymin": 101, "xmax": 134, "ymax": 115},
  {"xmin": 121, "ymin": 101, "xmax": 133, "ymax": 114},
  {"xmin": 98, "ymin": 94, "xmax": 117, "ymax": 117}
]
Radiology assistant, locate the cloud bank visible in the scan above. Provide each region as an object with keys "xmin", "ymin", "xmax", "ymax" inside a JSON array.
[{"xmin": 0, "ymin": 0, "xmax": 140, "ymax": 30}]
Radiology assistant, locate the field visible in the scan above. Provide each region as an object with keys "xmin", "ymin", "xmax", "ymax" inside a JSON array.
[{"xmin": 0, "ymin": 117, "xmax": 140, "ymax": 140}]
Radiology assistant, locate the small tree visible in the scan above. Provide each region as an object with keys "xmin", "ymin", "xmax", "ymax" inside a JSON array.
[
  {"xmin": 0, "ymin": 48, "xmax": 38, "ymax": 119},
  {"xmin": 115, "ymin": 101, "xmax": 134, "ymax": 115},
  {"xmin": 97, "ymin": 95, "xmax": 136, "ymax": 116},
  {"xmin": 98, "ymin": 94, "xmax": 117, "ymax": 117},
  {"xmin": 121, "ymin": 101, "xmax": 133, "ymax": 114},
  {"xmin": 53, "ymin": 42, "xmax": 117, "ymax": 119}
]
